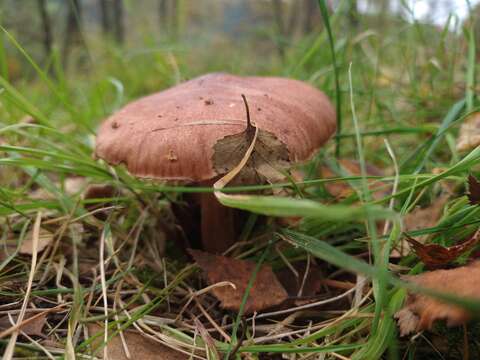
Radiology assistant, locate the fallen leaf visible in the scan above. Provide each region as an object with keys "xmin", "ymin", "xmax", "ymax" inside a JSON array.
[
  {"xmin": 320, "ymin": 159, "xmax": 388, "ymax": 200},
  {"xmin": 395, "ymin": 261, "xmax": 480, "ymax": 335},
  {"xmin": 456, "ymin": 112, "xmax": 480, "ymax": 152},
  {"xmin": 87, "ymin": 324, "xmax": 188, "ymax": 360},
  {"xmin": 404, "ymin": 229, "xmax": 480, "ymax": 269},
  {"xmin": 0, "ymin": 312, "xmax": 47, "ymax": 337},
  {"xmin": 189, "ymin": 249, "xmax": 288, "ymax": 314},
  {"xmin": 19, "ymin": 228, "xmax": 53, "ymax": 255},
  {"xmin": 468, "ymin": 174, "xmax": 480, "ymax": 205}
]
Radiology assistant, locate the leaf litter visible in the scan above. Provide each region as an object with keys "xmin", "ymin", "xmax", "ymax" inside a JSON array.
[
  {"xmin": 395, "ymin": 261, "xmax": 480, "ymax": 336},
  {"xmin": 189, "ymin": 249, "xmax": 288, "ymax": 314},
  {"xmin": 456, "ymin": 112, "xmax": 480, "ymax": 152},
  {"xmin": 403, "ymin": 230, "xmax": 480, "ymax": 269},
  {"xmin": 0, "ymin": 313, "xmax": 47, "ymax": 337},
  {"xmin": 87, "ymin": 324, "xmax": 188, "ymax": 360}
]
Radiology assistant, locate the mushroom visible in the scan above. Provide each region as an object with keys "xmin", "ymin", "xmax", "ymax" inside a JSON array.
[{"xmin": 95, "ymin": 73, "xmax": 336, "ymax": 253}]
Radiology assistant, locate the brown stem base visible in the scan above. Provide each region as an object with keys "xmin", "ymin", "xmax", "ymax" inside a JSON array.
[{"xmin": 200, "ymin": 192, "xmax": 236, "ymax": 253}]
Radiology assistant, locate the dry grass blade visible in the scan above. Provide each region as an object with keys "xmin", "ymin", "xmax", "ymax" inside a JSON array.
[
  {"xmin": 3, "ymin": 212, "xmax": 42, "ymax": 359},
  {"xmin": 99, "ymin": 226, "xmax": 110, "ymax": 359}
]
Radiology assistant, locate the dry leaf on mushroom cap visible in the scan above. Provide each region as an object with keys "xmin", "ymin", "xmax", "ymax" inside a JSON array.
[{"xmin": 395, "ymin": 261, "xmax": 480, "ymax": 336}]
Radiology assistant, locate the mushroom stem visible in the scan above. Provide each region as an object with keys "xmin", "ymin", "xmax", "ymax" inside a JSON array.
[{"xmin": 199, "ymin": 192, "xmax": 236, "ymax": 253}]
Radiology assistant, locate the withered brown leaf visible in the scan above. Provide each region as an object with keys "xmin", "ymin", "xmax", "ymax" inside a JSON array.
[
  {"xmin": 212, "ymin": 96, "xmax": 290, "ymax": 185},
  {"xmin": 87, "ymin": 324, "xmax": 187, "ymax": 360},
  {"xmin": 404, "ymin": 230, "xmax": 480, "ymax": 269},
  {"xmin": 189, "ymin": 249, "xmax": 288, "ymax": 314},
  {"xmin": 395, "ymin": 261, "xmax": 480, "ymax": 336},
  {"xmin": 19, "ymin": 228, "xmax": 53, "ymax": 255},
  {"xmin": 456, "ymin": 112, "xmax": 480, "ymax": 152},
  {"xmin": 0, "ymin": 313, "xmax": 47, "ymax": 337},
  {"xmin": 468, "ymin": 174, "xmax": 480, "ymax": 205}
]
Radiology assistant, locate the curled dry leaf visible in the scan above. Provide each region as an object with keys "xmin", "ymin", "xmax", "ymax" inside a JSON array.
[
  {"xmin": 19, "ymin": 228, "xmax": 53, "ymax": 255},
  {"xmin": 87, "ymin": 324, "xmax": 188, "ymax": 360},
  {"xmin": 395, "ymin": 261, "xmax": 480, "ymax": 336},
  {"xmin": 456, "ymin": 112, "xmax": 480, "ymax": 152},
  {"xmin": 212, "ymin": 111, "xmax": 290, "ymax": 185},
  {"xmin": 404, "ymin": 230, "xmax": 480, "ymax": 269},
  {"xmin": 189, "ymin": 249, "xmax": 288, "ymax": 314}
]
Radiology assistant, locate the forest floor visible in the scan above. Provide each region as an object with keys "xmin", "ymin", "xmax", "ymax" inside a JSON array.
[{"xmin": 1, "ymin": 4, "xmax": 480, "ymax": 360}]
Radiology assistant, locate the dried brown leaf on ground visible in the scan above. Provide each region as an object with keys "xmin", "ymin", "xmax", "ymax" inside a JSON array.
[
  {"xmin": 456, "ymin": 112, "xmax": 480, "ymax": 152},
  {"xmin": 392, "ymin": 194, "xmax": 449, "ymax": 257},
  {"xmin": 395, "ymin": 261, "xmax": 480, "ymax": 336},
  {"xmin": 320, "ymin": 159, "xmax": 388, "ymax": 201},
  {"xmin": 404, "ymin": 230, "xmax": 480, "ymax": 269},
  {"xmin": 87, "ymin": 324, "xmax": 188, "ymax": 360},
  {"xmin": 0, "ymin": 312, "xmax": 47, "ymax": 337},
  {"xmin": 189, "ymin": 249, "xmax": 288, "ymax": 314},
  {"xmin": 468, "ymin": 174, "xmax": 480, "ymax": 205},
  {"xmin": 19, "ymin": 228, "xmax": 53, "ymax": 255}
]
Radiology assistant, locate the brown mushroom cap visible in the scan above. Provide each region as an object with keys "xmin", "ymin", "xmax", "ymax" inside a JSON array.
[{"xmin": 95, "ymin": 73, "xmax": 336, "ymax": 182}]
